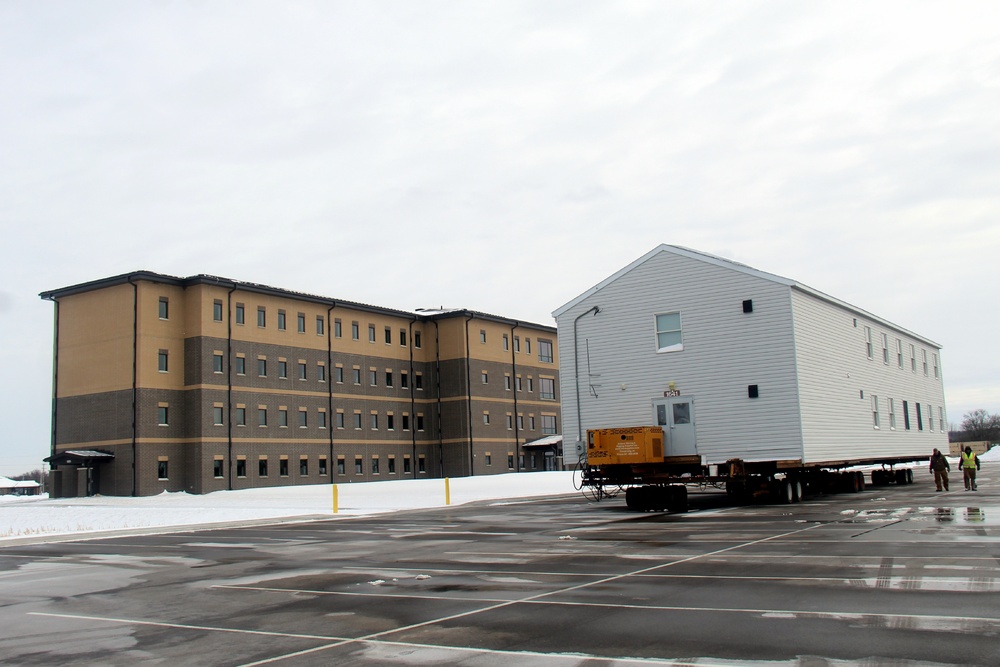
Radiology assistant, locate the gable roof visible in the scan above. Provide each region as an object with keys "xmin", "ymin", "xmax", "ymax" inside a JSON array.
[{"xmin": 552, "ymin": 244, "xmax": 940, "ymax": 348}]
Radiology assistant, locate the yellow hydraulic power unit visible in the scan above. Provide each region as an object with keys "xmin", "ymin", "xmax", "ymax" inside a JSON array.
[{"xmin": 587, "ymin": 426, "xmax": 664, "ymax": 466}]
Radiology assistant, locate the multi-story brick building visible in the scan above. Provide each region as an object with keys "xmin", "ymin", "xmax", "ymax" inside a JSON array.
[{"xmin": 40, "ymin": 272, "xmax": 561, "ymax": 496}]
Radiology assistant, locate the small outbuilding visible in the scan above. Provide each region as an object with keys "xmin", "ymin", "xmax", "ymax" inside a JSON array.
[{"xmin": 554, "ymin": 245, "xmax": 947, "ymax": 469}]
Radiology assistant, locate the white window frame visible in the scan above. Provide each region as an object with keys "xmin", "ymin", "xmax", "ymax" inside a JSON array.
[{"xmin": 655, "ymin": 312, "xmax": 683, "ymax": 353}]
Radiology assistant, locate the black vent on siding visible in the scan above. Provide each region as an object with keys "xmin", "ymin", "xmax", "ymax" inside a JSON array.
[
  {"xmin": 742, "ymin": 299, "xmax": 753, "ymax": 313},
  {"xmin": 748, "ymin": 385, "xmax": 759, "ymax": 399}
]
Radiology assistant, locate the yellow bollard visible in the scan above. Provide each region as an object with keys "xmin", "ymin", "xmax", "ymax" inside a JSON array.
[
  {"xmin": 333, "ymin": 484, "xmax": 339, "ymax": 514},
  {"xmin": 445, "ymin": 477, "xmax": 451, "ymax": 505}
]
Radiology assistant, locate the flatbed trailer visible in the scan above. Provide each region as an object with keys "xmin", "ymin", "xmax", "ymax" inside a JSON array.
[{"xmin": 576, "ymin": 426, "xmax": 927, "ymax": 511}]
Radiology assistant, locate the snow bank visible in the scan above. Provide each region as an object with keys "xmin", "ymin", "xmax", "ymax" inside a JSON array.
[{"xmin": 0, "ymin": 472, "xmax": 577, "ymax": 541}]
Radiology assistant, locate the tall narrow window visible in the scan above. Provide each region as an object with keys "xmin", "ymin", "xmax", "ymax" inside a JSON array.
[
  {"xmin": 910, "ymin": 344, "xmax": 916, "ymax": 372},
  {"xmin": 158, "ymin": 350, "xmax": 168, "ymax": 372},
  {"xmin": 414, "ymin": 331, "xmax": 422, "ymax": 348},
  {"xmin": 902, "ymin": 400, "xmax": 910, "ymax": 430},
  {"xmin": 157, "ymin": 405, "xmax": 169, "ymax": 426},
  {"xmin": 316, "ymin": 316, "xmax": 325, "ymax": 335},
  {"xmin": 864, "ymin": 326, "xmax": 873, "ymax": 359},
  {"xmin": 871, "ymin": 395, "xmax": 880, "ymax": 429},
  {"xmin": 213, "ymin": 406, "xmax": 224, "ymax": 426},
  {"xmin": 933, "ymin": 353, "xmax": 939, "ymax": 379},
  {"xmin": 157, "ymin": 459, "xmax": 169, "ymax": 480},
  {"xmin": 538, "ymin": 339, "xmax": 554, "ymax": 362},
  {"xmin": 888, "ymin": 398, "xmax": 896, "ymax": 430},
  {"xmin": 368, "ymin": 324, "xmax": 376, "ymax": 342},
  {"xmin": 352, "ymin": 322, "xmax": 360, "ymax": 340},
  {"xmin": 158, "ymin": 297, "xmax": 169, "ymax": 320},
  {"xmin": 503, "ymin": 334, "xmax": 509, "ymax": 351},
  {"xmin": 897, "ymin": 339, "xmax": 903, "ymax": 368},
  {"xmin": 277, "ymin": 310, "xmax": 286, "ymax": 330},
  {"xmin": 297, "ymin": 312, "xmax": 306, "ymax": 333},
  {"xmin": 334, "ymin": 319, "xmax": 342, "ymax": 338},
  {"xmin": 540, "ymin": 377, "xmax": 555, "ymax": 400},
  {"xmin": 213, "ymin": 300, "xmax": 223, "ymax": 322},
  {"xmin": 236, "ymin": 303, "xmax": 245, "ymax": 325},
  {"xmin": 881, "ymin": 333, "xmax": 889, "ymax": 364},
  {"xmin": 922, "ymin": 349, "xmax": 928, "ymax": 376},
  {"xmin": 385, "ymin": 327, "xmax": 392, "ymax": 344},
  {"xmin": 257, "ymin": 307, "xmax": 266, "ymax": 328},
  {"xmin": 916, "ymin": 403, "xmax": 923, "ymax": 431},
  {"xmin": 213, "ymin": 353, "xmax": 224, "ymax": 373}
]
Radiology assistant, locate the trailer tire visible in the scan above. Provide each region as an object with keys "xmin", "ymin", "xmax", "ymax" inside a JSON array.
[
  {"xmin": 895, "ymin": 469, "xmax": 908, "ymax": 485},
  {"xmin": 669, "ymin": 485, "xmax": 688, "ymax": 513},
  {"xmin": 792, "ymin": 478, "xmax": 803, "ymax": 502},
  {"xmin": 625, "ymin": 486, "xmax": 644, "ymax": 511},
  {"xmin": 780, "ymin": 479, "xmax": 796, "ymax": 504},
  {"xmin": 855, "ymin": 471, "xmax": 866, "ymax": 492},
  {"xmin": 906, "ymin": 469, "xmax": 913, "ymax": 484}
]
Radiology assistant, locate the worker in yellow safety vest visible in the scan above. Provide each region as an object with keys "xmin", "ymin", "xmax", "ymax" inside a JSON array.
[{"xmin": 961, "ymin": 446, "xmax": 981, "ymax": 491}]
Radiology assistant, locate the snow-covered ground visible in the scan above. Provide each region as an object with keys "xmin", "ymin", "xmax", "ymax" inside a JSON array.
[{"xmin": 0, "ymin": 471, "xmax": 579, "ymax": 541}]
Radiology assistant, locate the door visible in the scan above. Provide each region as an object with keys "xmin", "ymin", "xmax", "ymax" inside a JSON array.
[{"xmin": 654, "ymin": 396, "xmax": 697, "ymax": 456}]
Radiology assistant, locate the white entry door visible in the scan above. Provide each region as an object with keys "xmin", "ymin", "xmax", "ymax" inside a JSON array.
[{"xmin": 653, "ymin": 396, "xmax": 697, "ymax": 456}]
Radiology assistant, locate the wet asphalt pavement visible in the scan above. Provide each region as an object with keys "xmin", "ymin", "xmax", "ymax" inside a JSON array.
[{"xmin": 1, "ymin": 472, "xmax": 998, "ymax": 666}]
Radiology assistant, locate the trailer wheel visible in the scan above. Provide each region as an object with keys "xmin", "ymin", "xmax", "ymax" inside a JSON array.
[
  {"xmin": 895, "ymin": 469, "xmax": 908, "ymax": 485},
  {"xmin": 779, "ymin": 479, "xmax": 796, "ymax": 504},
  {"xmin": 855, "ymin": 471, "xmax": 866, "ymax": 492},
  {"xmin": 625, "ymin": 487, "xmax": 643, "ymax": 511},
  {"xmin": 669, "ymin": 485, "xmax": 688, "ymax": 513},
  {"xmin": 906, "ymin": 469, "xmax": 914, "ymax": 484},
  {"xmin": 792, "ymin": 479, "xmax": 803, "ymax": 502}
]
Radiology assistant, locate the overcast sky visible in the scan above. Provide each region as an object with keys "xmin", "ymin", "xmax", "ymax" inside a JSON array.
[{"xmin": 2, "ymin": 1, "xmax": 998, "ymax": 476}]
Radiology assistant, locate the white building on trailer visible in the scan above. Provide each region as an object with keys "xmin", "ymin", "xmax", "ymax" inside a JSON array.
[{"xmin": 553, "ymin": 245, "xmax": 947, "ymax": 469}]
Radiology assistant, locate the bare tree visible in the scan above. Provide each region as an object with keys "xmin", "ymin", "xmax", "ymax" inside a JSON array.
[{"xmin": 960, "ymin": 409, "xmax": 1000, "ymax": 442}]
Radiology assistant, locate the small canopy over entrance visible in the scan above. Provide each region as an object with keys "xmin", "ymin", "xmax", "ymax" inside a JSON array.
[
  {"xmin": 43, "ymin": 450, "xmax": 114, "ymax": 497},
  {"xmin": 522, "ymin": 435, "xmax": 563, "ymax": 471}
]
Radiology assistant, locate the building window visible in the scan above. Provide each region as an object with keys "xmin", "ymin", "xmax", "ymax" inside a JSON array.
[
  {"xmin": 213, "ymin": 459, "xmax": 224, "ymax": 478},
  {"xmin": 235, "ymin": 356, "xmax": 246, "ymax": 375},
  {"xmin": 514, "ymin": 336, "xmax": 520, "ymax": 352},
  {"xmin": 402, "ymin": 414, "xmax": 410, "ymax": 431},
  {"xmin": 235, "ymin": 407, "xmax": 246, "ymax": 426},
  {"xmin": 213, "ymin": 300, "xmax": 223, "ymax": 322},
  {"xmin": 278, "ymin": 360, "xmax": 287, "ymax": 378},
  {"xmin": 297, "ymin": 312, "xmax": 306, "ymax": 333},
  {"xmin": 388, "ymin": 457, "xmax": 396, "ymax": 474},
  {"xmin": 881, "ymin": 333, "xmax": 889, "ymax": 364},
  {"xmin": 257, "ymin": 306, "xmax": 266, "ymax": 328},
  {"xmin": 508, "ymin": 454, "xmax": 515, "ymax": 470},
  {"xmin": 158, "ymin": 297, "xmax": 169, "ymax": 320},
  {"xmin": 318, "ymin": 411, "xmax": 327, "ymax": 428},
  {"xmin": 897, "ymin": 339, "xmax": 904, "ymax": 368},
  {"xmin": 319, "ymin": 458, "xmax": 328, "ymax": 476},
  {"xmin": 157, "ymin": 406, "xmax": 169, "ymax": 426},
  {"xmin": 337, "ymin": 457, "xmax": 346, "ymax": 475},
  {"xmin": 236, "ymin": 303, "xmax": 245, "ymax": 325},
  {"xmin": 916, "ymin": 403, "xmax": 923, "ymax": 431},
  {"xmin": 414, "ymin": 331, "xmax": 422, "ymax": 348},
  {"xmin": 418, "ymin": 456, "xmax": 426, "ymax": 473},
  {"xmin": 300, "ymin": 458, "xmax": 309, "ymax": 476},
  {"xmin": 385, "ymin": 370, "xmax": 393, "ymax": 387},
  {"xmin": 279, "ymin": 408, "xmax": 288, "ymax": 427},
  {"xmin": 387, "ymin": 413, "xmax": 394, "ymax": 430},
  {"xmin": 316, "ymin": 316, "xmax": 325, "ymax": 336},
  {"xmin": 385, "ymin": 327, "xmax": 392, "ymax": 344},
  {"xmin": 526, "ymin": 338, "xmax": 531, "ymax": 354},
  {"xmin": 352, "ymin": 322, "xmax": 359, "ymax": 340},
  {"xmin": 888, "ymin": 398, "xmax": 896, "ymax": 430},
  {"xmin": 401, "ymin": 371, "xmax": 408, "ymax": 389},
  {"xmin": 504, "ymin": 375, "xmax": 511, "ymax": 390},
  {"xmin": 337, "ymin": 412, "xmax": 345, "ymax": 429},
  {"xmin": 368, "ymin": 324, "xmax": 376, "ymax": 342},
  {"xmin": 541, "ymin": 414, "xmax": 557, "ymax": 434},
  {"xmin": 371, "ymin": 413, "xmax": 379, "ymax": 429},
  {"xmin": 258, "ymin": 358, "xmax": 267, "ymax": 377},
  {"xmin": 335, "ymin": 366, "xmax": 344, "ymax": 383},
  {"xmin": 864, "ymin": 326, "xmax": 873, "ymax": 359},
  {"xmin": 318, "ymin": 364, "xmax": 326, "ymax": 382},
  {"xmin": 503, "ymin": 334, "xmax": 509, "ymax": 351},
  {"xmin": 483, "ymin": 412, "xmax": 490, "ymax": 425},
  {"xmin": 416, "ymin": 414, "xmax": 425, "ymax": 431},
  {"xmin": 280, "ymin": 459, "xmax": 289, "ymax": 477},
  {"xmin": 354, "ymin": 412, "xmax": 362, "ymax": 429},
  {"xmin": 157, "ymin": 459, "xmax": 168, "ymax": 480},
  {"xmin": 298, "ymin": 410, "xmax": 308, "ymax": 428},
  {"xmin": 353, "ymin": 368, "xmax": 361, "ymax": 384},
  {"xmin": 910, "ymin": 344, "xmax": 916, "ymax": 372},
  {"xmin": 158, "ymin": 350, "xmax": 168, "ymax": 373},
  {"xmin": 933, "ymin": 354, "xmax": 939, "ymax": 379},
  {"xmin": 237, "ymin": 459, "xmax": 247, "ymax": 478},
  {"xmin": 539, "ymin": 339, "xmax": 555, "ymax": 362},
  {"xmin": 530, "ymin": 416, "xmax": 536, "ymax": 430},
  {"xmin": 922, "ymin": 349, "xmax": 928, "ymax": 376},
  {"xmin": 481, "ymin": 371, "xmax": 488, "ymax": 384},
  {"xmin": 278, "ymin": 310, "xmax": 286, "ymax": 331},
  {"xmin": 415, "ymin": 373, "xmax": 423, "ymax": 390},
  {"xmin": 486, "ymin": 453, "xmax": 492, "ymax": 466},
  {"xmin": 540, "ymin": 378, "xmax": 556, "ymax": 400},
  {"xmin": 372, "ymin": 456, "xmax": 380, "ymax": 475},
  {"xmin": 213, "ymin": 406, "xmax": 224, "ymax": 426},
  {"xmin": 527, "ymin": 377, "xmax": 534, "ymax": 393},
  {"xmin": 872, "ymin": 395, "xmax": 880, "ymax": 429},
  {"xmin": 902, "ymin": 400, "xmax": 910, "ymax": 430},
  {"xmin": 516, "ymin": 376, "xmax": 522, "ymax": 391},
  {"xmin": 404, "ymin": 456, "xmax": 412, "ymax": 474},
  {"xmin": 480, "ymin": 329, "xmax": 487, "ymax": 344},
  {"xmin": 299, "ymin": 362, "xmax": 307, "ymax": 380},
  {"xmin": 506, "ymin": 414, "xmax": 513, "ymax": 430},
  {"xmin": 369, "ymin": 370, "xmax": 378, "ymax": 386},
  {"xmin": 258, "ymin": 408, "xmax": 267, "ymax": 427},
  {"xmin": 400, "ymin": 329, "xmax": 407, "ymax": 347},
  {"xmin": 355, "ymin": 457, "xmax": 363, "ymax": 475},
  {"xmin": 213, "ymin": 353, "xmax": 224, "ymax": 374},
  {"xmin": 259, "ymin": 458, "xmax": 268, "ymax": 477},
  {"xmin": 334, "ymin": 318, "xmax": 342, "ymax": 338}
]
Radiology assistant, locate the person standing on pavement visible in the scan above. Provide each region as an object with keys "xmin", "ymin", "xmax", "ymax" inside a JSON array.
[
  {"xmin": 961, "ymin": 446, "xmax": 981, "ymax": 491},
  {"xmin": 929, "ymin": 448, "xmax": 950, "ymax": 492}
]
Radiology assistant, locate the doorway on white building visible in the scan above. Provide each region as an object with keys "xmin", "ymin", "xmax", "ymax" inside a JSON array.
[{"xmin": 653, "ymin": 396, "xmax": 697, "ymax": 457}]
